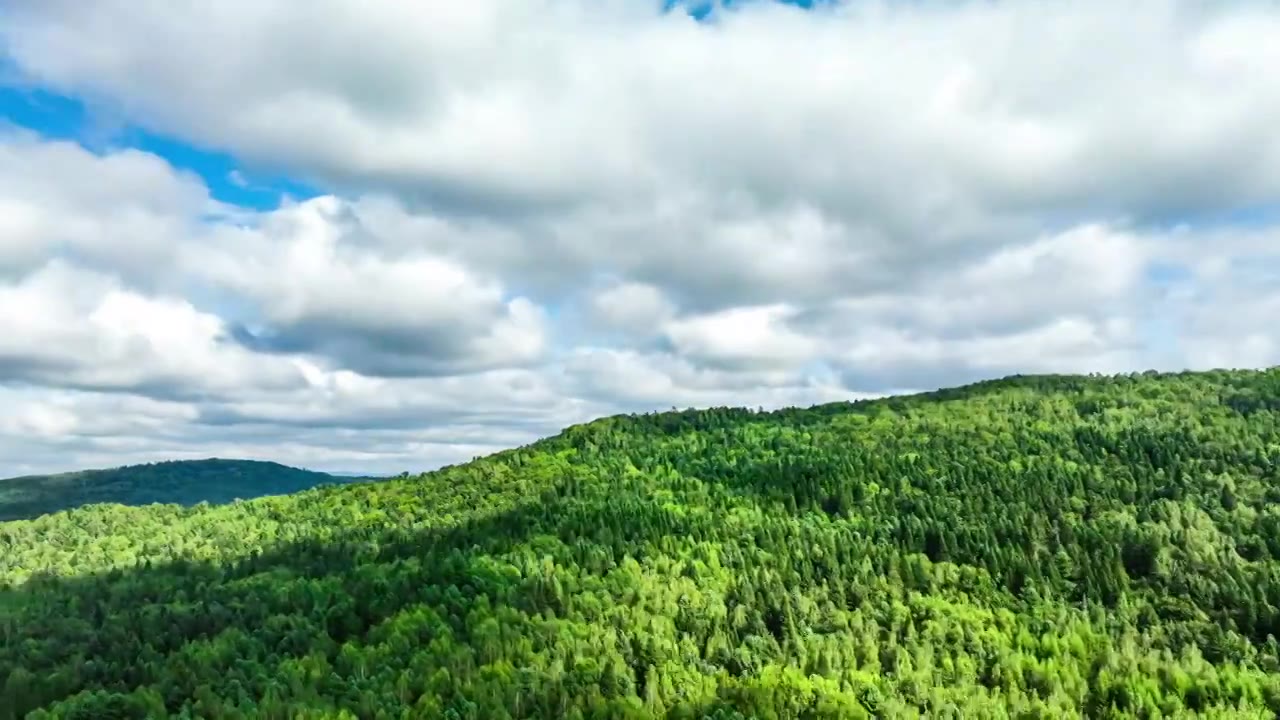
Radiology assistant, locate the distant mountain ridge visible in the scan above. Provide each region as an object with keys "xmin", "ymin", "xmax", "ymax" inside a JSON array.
[{"xmin": 0, "ymin": 458, "xmax": 366, "ymax": 522}]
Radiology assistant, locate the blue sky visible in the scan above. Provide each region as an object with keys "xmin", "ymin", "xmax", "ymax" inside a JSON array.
[
  {"xmin": 1, "ymin": 83, "xmax": 316, "ymax": 210},
  {"xmin": 0, "ymin": 0, "xmax": 1277, "ymax": 475}
]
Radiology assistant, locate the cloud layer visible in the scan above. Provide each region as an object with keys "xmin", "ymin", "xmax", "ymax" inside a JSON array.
[{"xmin": 1, "ymin": 0, "xmax": 1278, "ymax": 474}]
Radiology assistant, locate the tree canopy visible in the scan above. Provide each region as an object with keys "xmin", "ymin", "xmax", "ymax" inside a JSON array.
[{"xmin": 5, "ymin": 368, "xmax": 1280, "ymax": 717}]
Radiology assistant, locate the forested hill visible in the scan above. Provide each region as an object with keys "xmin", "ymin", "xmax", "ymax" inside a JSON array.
[
  {"xmin": 6, "ymin": 369, "xmax": 1280, "ymax": 717},
  {"xmin": 0, "ymin": 459, "xmax": 359, "ymax": 523}
]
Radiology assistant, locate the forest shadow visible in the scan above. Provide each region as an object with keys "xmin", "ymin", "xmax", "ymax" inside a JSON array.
[{"xmin": 0, "ymin": 479, "xmax": 709, "ymax": 716}]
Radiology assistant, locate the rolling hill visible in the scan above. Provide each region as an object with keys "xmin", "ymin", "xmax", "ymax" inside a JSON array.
[
  {"xmin": 4, "ymin": 368, "xmax": 1280, "ymax": 717},
  {"xmin": 0, "ymin": 459, "xmax": 362, "ymax": 523}
]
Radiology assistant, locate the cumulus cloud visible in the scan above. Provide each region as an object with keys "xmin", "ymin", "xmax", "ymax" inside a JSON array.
[
  {"xmin": 662, "ymin": 304, "xmax": 821, "ymax": 370},
  {"xmin": 9, "ymin": 0, "xmax": 1276, "ymax": 319},
  {"xmin": 1, "ymin": 0, "xmax": 1280, "ymax": 474},
  {"xmin": 832, "ymin": 315, "xmax": 1146, "ymax": 392},
  {"xmin": 185, "ymin": 197, "xmax": 549, "ymax": 376},
  {"xmin": 0, "ymin": 136, "xmax": 551, "ymax": 380},
  {"xmin": 587, "ymin": 281, "xmax": 676, "ymax": 337},
  {"xmin": 0, "ymin": 132, "xmax": 216, "ymax": 282},
  {"xmin": 561, "ymin": 347, "xmax": 856, "ymax": 411},
  {"xmin": 7, "ymin": 1, "xmax": 1280, "ymax": 224},
  {"xmin": 0, "ymin": 261, "xmax": 309, "ymax": 398}
]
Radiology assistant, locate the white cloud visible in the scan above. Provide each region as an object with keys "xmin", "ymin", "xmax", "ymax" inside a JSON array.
[
  {"xmin": 0, "ymin": 132, "xmax": 216, "ymax": 282},
  {"xmin": 1, "ymin": 1, "xmax": 1280, "ymax": 475},
  {"xmin": 662, "ymin": 304, "xmax": 821, "ymax": 370},
  {"xmin": 797, "ymin": 222, "xmax": 1151, "ymax": 341},
  {"xmin": 833, "ymin": 315, "xmax": 1145, "ymax": 391},
  {"xmin": 0, "ymin": 260, "xmax": 308, "ymax": 397},
  {"xmin": 562, "ymin": 347, "xmax": 856, "ymax": 411},
  {"xmin": 7, "ymin": 1, "xmax": 1280, "ymax": 228},
  {"xmin": 0, "ymin": 388, "xmax": 197, "ymax": 442},
  {"xmin": 588, "ymin": 281, "xmax": 676, "ymax": 336},
  {"xmin": 185, "ymin": 197, "xmax": 549, "ymax": 376}
]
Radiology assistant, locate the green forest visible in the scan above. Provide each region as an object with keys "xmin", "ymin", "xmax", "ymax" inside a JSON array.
[
  {"xmin": 0, "ymin": 459, "xmax": 360, "ymax": 523},
  {"xmin": 5, "ymin": 368, "xmax": 1280, "ymax": 718}
]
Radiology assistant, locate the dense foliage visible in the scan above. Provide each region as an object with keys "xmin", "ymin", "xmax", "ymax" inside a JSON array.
[
  {"xmin": 5, "ymin": 368, "xmax": 1280, "ymax": 718},
  {"xmin": 0, "ymin": 459, "xmax": 359, "ymax": 523}
]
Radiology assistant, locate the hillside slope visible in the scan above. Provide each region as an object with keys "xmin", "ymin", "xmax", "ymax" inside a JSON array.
[
  {"xmin": 0, "ymin": 459, "xmax": 358, "ymax": 523},
  {"xmin": 4, "ymin": 369, "xmax": 1280, "ymax": 717}
]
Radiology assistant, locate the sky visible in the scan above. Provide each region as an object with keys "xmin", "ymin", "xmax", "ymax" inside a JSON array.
[{"xmin": 1, "ymin": 0, "xmax": 1278, "ymax": 476}]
